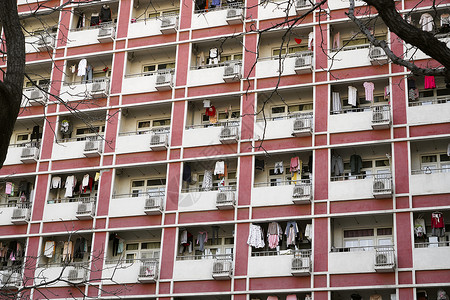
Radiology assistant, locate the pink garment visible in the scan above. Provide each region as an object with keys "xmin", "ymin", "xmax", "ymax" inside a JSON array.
[
  {"xmin": 5, "ymin": 182, "xmax": 12, "ymax": 195},
  {"xmin": 286, "ymin": 295, "xmax": 298, "ymax": 300},
  {"xmin": 268, "ymin": 235, "xmax": 279, "ymax": 249},
  {"xmin": 267, "ymin": 297, "xmax": 279, "ymax": 300},
  {"xmin": 333, "ymin": 32, "xmax": 340, "ymax": 49},
  {"xmin": 290, "ymin": 157, "xmax": 300, "ymax": 172},
  {"xmin": 424, "ymin": 76, "xmax": 436, "ymax": 89},
  {"xmin": 363, "ymin": 82, "xmax": 375, "ymax": 102}
]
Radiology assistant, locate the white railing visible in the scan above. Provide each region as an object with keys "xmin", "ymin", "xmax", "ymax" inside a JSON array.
[
  {"xmin": 56, "ymin": 135, "xmax": 104, "ymax": 144},
  {"xmin": 331, "ymin": 105, "xmax": 373, "ymax": 115},
  {"xmin": 186, "ymin": 121, "xmax": 239, "ymax": 130},
  {"xmin": 63, "ymin": 77, "xmax": 110, "ymax": 86},
  {"xmin": 219, "ymin": 125, "xmax": 239, "ymax": 140},
  {"xmin": 408, "ymin": 96, "xmax": 450, "ymax": 107},
  {"xmin": 251, "ymin": 249, "xmax": 311, "ymax": 258},
  {"xmin": 372, "ymin": 174, "xmax": 392, "ymax": 195},
  {"xmin": 47, "ymin": 196, "xmax": 96, "ymax": 204},
  {"xmin": 371, "ymin": 105, "xmax": 390, "ymax": 124},
  {"xmin": 254, "ymin": 179, "xmax": 311, "ymax": 188},
  {"xmin": 125, "ymin": 68, "xmax": 175, "ymax": 79},
  {"xmin": 70, "ymin": 21, "xmax": 115, "ymax": 32},
  {"xmin": 0, "ymin": 202, "xmax": 31, "ymax": 209},
  {"xmin": 112, "ymin": 189, "xmax": 166, "ymax": 199},
  {"xmin": 415, "ymin": 241, "xmax": 450, "ymax": 248},
  {"xmin": 194, "ymin": 1, "xmax": 243, "ymax": 13},
  {"xmin": 256, "ymin": 111, "xmax": 313, "ymax": 122},
  {"xmin": 177, "ymin": 253, "xmax": 233, "ymax": 261},
  {"xmin": 374, "ymin": 246, "xmax": 395, "ymax": 269},
  {"xmin": 411, "ymin": 167, "xmax": 450, "ymax": 175},
  {"xmin": 331, "ymin": 172, "xmax": 391, "ymax": 182},
  {"xmin": 257, "ymin": 51, "xmax": 313, "ymax": 62},
  {"xmin": 118, "ymin": 127, "xmax": 170, "ymax": 137},
  {"xmin": 131, "ymin": 12, "xmax": 179, "ymax": 23},
  {"xmin": 138, "ymin": 259, "xmax": 159, "ymax": 279},
  {"xmin": 182, "ymin": 185, "xmax": 236, "ymax": 193},
  {"xmin": 330, "ymin": 43, "xmax": 371, "ymax": 52},
  {"xmin": 191, "ymin": 59, "xmax": 241, "ymax": 70}
]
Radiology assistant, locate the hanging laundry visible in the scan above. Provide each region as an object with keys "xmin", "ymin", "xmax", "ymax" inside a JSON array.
[
  {"xmin": 350, "ymin": 154, "xmax": 363, "ymax": 175},
  {"xmin": 82, "ymin": 174, "xmax": 90, "ymax": 188},
  {"xmin": 183, "ymin": 164, "xmax": 192, "ymax": 183},
  {"xmin": 44, "ymin": 241, "xmax": 55, "ymax": 258},
  {"xmin": 95, "ymin": 172, "xmax": 100, "ymax": 181},
  {"xmin": 437, "ymin": 289, "xmax": 449, "ymax": 300},
  {"xmin": 214, "ymin": 161, "xmax": 225, "ymax": 175},
  {"xmin": 76, "ymin": 13, "xmax": 85, "ymax": 28},
  {"xmin": 363, "ymin": 82, "xmax": 375, "ymax": 102},
  {"xmin": 424, "ymin": 76, "xmax": 436, "ymax": 89},
  {"xmin": 77, "ymin": 59, "xmax": 87, "ymax": 77},
  {"xmin": 333, "ymin": 32, "xmax": 340, "ymax": 49},
  {"xmin": 202, "ymin": 170, "xmax": 213, "ymax": 191},
  {"xmin": 208, "ymin": 47, "xmax": 219, "ymax": 65},
  {"xmin": 100, "ymin": 4, "xmax": 112, "ymax": 22},
  {"xmin": 197, "ymin": 231, "xmax": 208, "ymax": 251},
  {"xmin": 332, "ymin": 91, "xmax": 342, "ymax": 112},
  {"xmin": 65, "ymin": 175, "xmax": 76, "ymax": 198},
  {"xmin": 205, "ymin": 105, "xmax": 216, "ymax": 117},
  {"xmin": 447, "ymin": 143, "xmax": 450, "ymax": 156},
  {"xmin": 348, "ymin": 86, "xmax": 358, "ymax": 107},
  {"xmin": 274, "ymin": 161, "xmax": 284, "ymax": 174},
  {"xmin": 90, "ymin": 12, "xmax": 100, "ymax": 26},
  {"xmin": 255, "ymin": 158, "xmax": 265, "ymax": 171},
  {"xmin": 441, "ymin": 13, "xmax": 450, "ymax": 26},
  {"xmin": 305, "ymin": 224, "xmax": 312, "ymax": 241},
  {"xmin": 414, "ymin": 218, "xmax": 426, "ymax": 237},
  {"xmin": 384, "ymin": 85, "xmax": 390, "ymax": 100},
  {"xmin": 419, "ymin": 13, "xmax": 434, "ymax": 32},
  {"xmin": 51, "ymin": 176, "xmax": 61, "ymax": 189},
  {"xmin": 62, "ymin": 241, "xmax": 73, "ymax": 262},
  {"xmin": 431, "ymin": 212, "xmax": 445, "ymax": 237},
  {"xmin": 285, "ymin": 221, "xmax": 299, "ymax": 246},
  {"xmin": 331, "ymin": 155, "xmax": 344, "ymax": 176},
  {"xmin": 5, "ymin": 182, "xmax": 13, "ymax": 195},
  {"xmin": 369, "ymin": 295, "xmax": 382, "ymax": 300},
  {"xmin": 308, "ymin": 32, "xmax": 314, "ymax": 50},
  {"xmin": 290, "ymin": 157, "xmax": 301, "ymax": 173},
  {"xmin": 247, "ymin": 224, "xmax": 265, "ymax": 248},
  {"xmin": 179, "ymin": 230, "xmax": 193, "ymax": 254},
  {"xmin": 286, "ymin": 295, "xmax": 298, "ymax": 300},
  {"xmin": 267, "ymin": 222, "xmax": 282, "ymax": 249}
]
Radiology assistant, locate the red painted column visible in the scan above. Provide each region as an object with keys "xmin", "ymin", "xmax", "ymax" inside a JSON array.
[
  {"xmin": 391, "ymin": 75, "xmax": 407, "ymax": 125},
  {"xmin": 89, "ymin": 232, "xmax": 107, "ymax": 283},
  {"xmin": 165, "ymin": 163, "xmax": 181, "ymax": 211},
  {"xmin": 399, "ymin": 288, "xmax": 414, "ymax": 299},
  {"xmin": 159, "ymin": 227, "xmax": 177, "ymax": 279},
  {"xmin": 104, "ymin": 108, "xmax": 119, "ymax": 153},
  {"xmin": 170, "ymin": 101, "xmax": 186, "ymax": 147},
  {"xmin": 96, "ymin": 169, "xmax": 113, "ymax": 217},
  {"xmin": 57, "ymin": 8, "xmax": 72, "ymax": 47},
  {"xmin": 314, "ymin": 148, "xmax": 328, "ymax": 200},
  {"xmin": 234, "ymin": 223, "xmax": 249, "ymax": 276},
  {"xmin": 315, "ymin": 85, "xmax": 328, "ymax": 133},
  {"xmin": 313, "ymin": 218, "xmax": 328, "ymax": 272},
  {"xmin": 110, "ymin": 52, "xmax": 125, "ymax": 94},
  {"xmin": 179, "ymin": 0, "xmax": 193, "ymax": 30},
  {"xmin": 31, "ymin": 174, "xmax": 49, "ymax": 221},
  {"xmin": 175, "ymin": 43, "xmax": 190, "ymax": 87},
  {"xmin": 238, "ymin": 156, "xmax": 252, "ymax": 206},
  {"xmin": 40, "ymin": 115, "xmax": 56, "ymax": 160},
  {"xmin": 313, "ymin": 291, "xmax": 329, "ymax": 300},
  {"xmin": 116, "ymin": 0, "xmax": 131, "ymax": 38},
  {"xmin": 396, "ymin": 212, "xmax": 413, "ymax": 268},
  {"xmin": 394, "ymin": 141, "xmax": 409, "ymax": 194},
  {"xmin": 23, "ymin": 236, "xmax": 40, "ymax": 287}
]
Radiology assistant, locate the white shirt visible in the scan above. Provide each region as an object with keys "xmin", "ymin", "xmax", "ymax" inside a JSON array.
[
  {"xmin": 77, "ymin": 59, "xmax": 87, "ymax": 76},
  {"xmin": 348, "ymin": 86, "xmax": 358, "ymax": 106},
  {"xmin": 419, "ymin": 13, "xmax": 434, "ymax": 32},
  {"xmin": 214, "ymin": 161, "xmax": 225, "ymax": 175}
]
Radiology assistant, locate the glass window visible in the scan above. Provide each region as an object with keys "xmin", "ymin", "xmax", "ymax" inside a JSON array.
[
  {"xmin": 148, "ymin": 12, "xmax": 159, "ymax": 19},
  {"xmin": 153, "ymin": 118, "xmax": 171, "ymax": 127},
  {"xmin": 422, "ymin": 155, "xmax": 437, "ymax": 163},
  {"xmin": 288, "ymin": 45, "xmax": 308, "ymax": 53},
  {"xmin": 17, "ymin": 133, "xmax": 30, "ymax": 142},
  {"xmin": 271, "ymin": 106, "xmax": 286, "ymax": 115},
  {"xmin": 143, "ymin": 65, "xmax": 156, "ymax": 73},
  {"xmin": 272, "ymin": 48, "xmax": 287, "ymax": 56},
  {"xmin": 138, "ymin": 121, "xmax": 151, "ymax": 129},
  {"xmin": 126, "ymin": 243, "xmax": 139, "ymax": 251}
]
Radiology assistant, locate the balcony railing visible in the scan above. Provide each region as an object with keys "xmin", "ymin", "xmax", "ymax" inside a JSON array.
[
  {"xmin": 331, "ymin": 105, "xmax": 376, "ymax": 115},
  {"xmin": 69, "ymin": 21, "xmax": 115, "ymax": 32},
  {"xmin": 253, "ymin": 179, "xmax": 311, "ymax": 188},
  {"xmin": 176, "ymin": 253, "xmax": 233, "ymax": 261},
  {"xmin": 55, "ymin": 135, "xmax": 104, "ymax": 144},
  {"xmin": 257, "ymin": 51, "xmax": 313, "ymax": 62},
  {"xmin": 185, "ymin": 121, "xmax": 239, "ymax": 130},
  {"xmin": 194, "ymin": 1, "xmax": 243, "ymax": 13},
  {"xmin": 256, "ymin": 112, "xmax": 313, "ymax": 122},
  {"xmin": 47, "ymin": 196, "xmax": 96, "ymax": 204},
  {"xmin": 415, "ymin": 241, "xmax": 450, "ymax": 248},
  {"xmin": 0, "ymin": 202, "xmax": 31, "ymax": 209},
  {"xmin": 190, "ymin": 59, "xmax": 241, "ymax": 70},
  {"xmin": 131, "ymin": 11, "xmax": 179, "ymax": 23},
  {"xmin": 181, "ymin": 185, "xmax": 236, "ymax": 193},
  {"xmin": 412, "ymin": 167, "xmax": 450, "ymax": 175},
  {"xmin": 118, "ymin": 127, "xmax": 170, "ymax": 136},
  {"xmin": 251, "ymin": 249, "xmax": 311, "ymax": 257},
  {"xmin": 374, "ymin": 246, "xmax": 395, "ymax": 271},
  {"xmin": 112, "ymin": 190, "xmax": 166, "ymax": 199},
  {"xmin": 124, "ymin": 68, "xmax": 175, "ymax": 79},
  {"xmin": 408, "ymin": 96, "xmax": 450, "ymax": 107},
  {"xmin": 330, "ymin": 43, "xmax": 371, "ymax": 53}
]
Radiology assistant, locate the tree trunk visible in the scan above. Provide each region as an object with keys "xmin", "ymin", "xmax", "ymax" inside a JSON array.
[{"xmin": 0, "ymin": 0, "xmax": 25, "ymax": 168}]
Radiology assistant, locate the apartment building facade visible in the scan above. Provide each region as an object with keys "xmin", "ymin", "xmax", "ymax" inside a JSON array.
[{"xmin": 1, "ymin": 0, "xmax": 450, "ymax": 298}]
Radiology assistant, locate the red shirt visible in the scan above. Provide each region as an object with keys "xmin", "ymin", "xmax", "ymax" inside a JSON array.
[{"xmin": 432, "ymin": 212, "xmax": 445, "ymax": 228}]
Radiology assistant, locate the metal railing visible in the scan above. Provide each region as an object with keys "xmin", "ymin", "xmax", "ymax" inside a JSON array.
[
  {"xmin": 371, "ymin": 105, "xmax": 391, "ymax": 124},
  {"xmin": 219, "ymin": 125, "xmax": 239, "ymax": 139},
  {"xmin": 118, "ymin": 127, "xmax": 170, "ymax": 137},
  {"xmin": 194, "ymin": 1, "xmax": 243, "ymax": 14},
  {"xmin": 63, "ymin": 77, "xmax": 110, "ymax": 86},
  {"xmin": 0, "ymin": 201, "xmax": 31, "ymax": 209},
  {"xmin": 372, "ymin": 174, "xmax": 392, "ymax": 194},
  {"xmin": 374, "ymin": 246, "xmax": 395, "ymax": 268},
  {"xmin": 415, "ymin": 241, "xmax": 450, "ymax": 248},
  {"xmin": 55, "ymin": 135, "xmax": 104, "ymax": 144},
  {"xmin": 330, "ymin": 43, "xmax": 371, "ymax": 53},
  {"xmin": 37, "ymin": 261, "xmax": 89, "ymax": 268},
  {"xmin": 251, "ymin": 249, "xmax": 311, "ymax": 257},
  {"xmin": 177, "ymin": 253, "xmax": 233, "ymax": 261},
  {"xmin": 47, "ymin": 196, "xmax": 96, "ymax": 204},
  {"xmin": 182, "ymin": 185, "xmax": 236, "ymax": 193},
  {"xmin": 408, "ymin": 96, "xmax": 450, "ymax": 107},
  {"xmin": 138, "ymin": 259, "xmax": 159, "ymax": 279},
  {"xmin": 330, "ymin": 172, "xmax": 391, "ymax": 182},
  {"xmin": 331, "ymin": 245, "xmax": 394, "ymax": 252},
  {"xmin": 257, "ymin": 51, "xmax": 313, "ymax": 62},
  {"xmin": 112, "ymin": 190, "xmax": 166, "ymax": 199},
  {"xmin": 8, "ymin": 141, "xmax": 41, "ymax": 148},
  {"xmin": 256, "ymin": 111, "xmax": 313, "ymax": 122},
  {"xmin": 105, "ymin": 257, "xmax": 159, "ymax": 266},
  {"xmin": 412, "ymin": 167, "xmax": 450, "ymax": 175},
  {"xmin": 331, "ymin": 105, "xmax": 375, "ymax": 115},
  {"xmin": 70, "ymin": 21, "xmax": 115, "ymax": 32},
  {"xmin": 124, "ymin": 68, "xmax": 175, "ymax": 79},
  {"xmin": 190, "ymin": 60, "xmax": 242, "ymax": 70},
  {"xmin": 131, "ymin": 12, "xmax": 179, "ymax": 23},
  {"xmin": 185, "ymin": 121, "xmax": 239, "ymax": 130},
  {"xmin": 253, "ymin": 179, "xmax": 311, "ymax": 188}
]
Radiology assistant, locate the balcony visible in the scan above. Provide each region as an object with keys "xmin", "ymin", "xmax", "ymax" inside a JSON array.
[
  {"xmin": 155, "ymin": 70, "xmax": 174, "ymax": 91},
  {"xmin": 110, "ymin": 189, "xmax": 166, "ymax": 217},
  {"xmin": 258, "ymin": 0, "xmax": 299, "ymax": 20},
  {"xmin": 25, "ymin": 33, "xmax": 56, "ymax": 54},
  {"xmin": 329, "ymin": 246, "xmax": 395, "ymax": 273},
  {"xmin": 122, "ymin": 70, "xmax": 174, "ymax": 94},
  {"xmin": 103, "ymin": 258, "xmax": 159, "ymax": 284},
  {"xmin": 212, "ymin": 254, "xmax": 233, "ymax": 280},
  {"xmin": 160, "ymin": 15, "xmax": 179, "ymax": 34},
  {"xmin": 414, "ymin": 240, "xmax": 450, "ymax": 271},
  {"xmin": 410, "ymin": 168, "xmax": 450, "ymax": 195},
  {"xmin": 192, "ymin": 2, "xmax": 243, "ymax": 29},
  {"xmin": 329, "ymin": 45, "xmax": 373, "ymax": 70},
  {"xmin": 22, "ymin": 86, "xmax": 48, "ymax": 107},
  {"xmin": 35, "ymin": 262, "xmax": 88, "ymax": 287},
  {"xmin": 43, "ymin": 196, "xmax": 96, "ymax": 222},
  {"xmin": 184, "ymin": 122, "xmax": 239, "ymax": 147},
  {"xmin": 405, "ymin": 33, "xmax": 450, "ymax": 61},
  {"xmin": 253, "ymin": 180, "xmax": 312, "ymax": 206},
  {"xmin": 372, "ymin": 174, "xmax": 393, "ymax": 198},
  {"xmin": 52, "ymin": 136, "xmax": 103, "ymax": 160},
  {"xmin": 180, "ymin": 186, "xmax": 236, "ymax": 212},
  {"xmin": 83, "ymin": 139, "xmax": 103, "ymax": 157},
  {"xmin": 11, "ymin": 203, "xmax": 31, "ymax": 225},
  {"xmin": 67, "ymin": 23, "xmax": 116, "ymax": 47},
  {"xmin": 407, "ymin": 96, "xmax": 450, "ymax": 125},
  {"xmin": 59, "ymin": 78, "xmax": 110, "ymax": 102},
  {"xmin": 223, "ymin": 62, "xmax": 242, "ymax": 82},
  {"xmin": 256, "ymin": 52, "xmax": 313, "ymax": 78},
  {"xmin": 174, "ymin": 254, "xmax": 233, "ymax": 281},
  {"xmin": 188, "ymin": 61, "xmax": 242, "ymax": 86},
  {"xmin": 4, "ymin": 143, "xmax": 39, "ymax": 166},
  {"xmin": 116, "ymin": 128, "xmax": 170, "ymax": 154},
  {"xmin": 292, "ymin": 113, "xmax": 313, "ymax": 137},
  {"xmin": 0, "ymin": 268, "xmax": 22, "ymax": 289},
  {"xmin": 330, "ymin": 173, "xmax": 392, "ymax": 200},
  {"xmin": 248, "ymin": 250, "xmax": 311, "ymax": 277},
  {"xmin": 20, "ymin": 146, "xmax": 40, "ymax": 163}
]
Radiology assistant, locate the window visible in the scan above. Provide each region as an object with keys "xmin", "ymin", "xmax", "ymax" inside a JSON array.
[
  {"xmin": 124, "ymin": 241, "xmax": 161, "ymax": 262},
  {"xmin": 219, "ymin": 53, "xmax": 242, "ymax": 63},
  {"xmin": 195, "ymin": 237, "xmax": 234, "ymax": 257},
  {"xmin": 16, "ymin": 133, "xmax": 31, "ymax": 144},
  {"xmin": 270, "ymin": 103, "xmax": 313, "ymax": 119},
  {"xmin": 420, "ymin": 153, "xmax": 450, "ymax": 172},
  {"xmin": 137, "ymin": 118, "xmax": 171, "ymax": 133},
  {"xmin": 342, "ymin": 34, "xmax": 387, "ymax": 47},
  {"xmin": 25, "ymin": 78, "xmax": 50, "ymax": 88},
  {"xmin": 143, "ymin": 63, "xmax": 175, "ymax": 74},
  {"xmin": 218, "ymin": 111, "xmax": 239, "ymax": 122},
  {"xmin": 343, "ymin": 227, "xmax": 392, "ymax": 250},
  {"xmin": 197, "ymin": 170, "xmax": 237, "ymax": 190},
  {"xmin": 75, "ymin": 125, "xmax": 105, "ymax": 141},
  {"xmin": 272, "ymin": 45, "xmax": 309, "ymax": 57},
  {"xmin": 343, "ymin": 158, "xmax": 390, "ymax": 178},
  {"xmin": 131, "ymin": 178, "xmax": 166, "ymax": 197}
]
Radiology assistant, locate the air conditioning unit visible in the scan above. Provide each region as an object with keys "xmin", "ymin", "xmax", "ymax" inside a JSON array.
[
  {"xmin": 372, "ymin": 178, "xmax": 392, "ymax": 198},
  {"xmin": 97, "ymin": 27, "xmax": 115, "ymax": 43},
  {"xmin": 1, "ymin": 271, "xmax": 21, "ymax": 288},
  {"xmin": 216, "ymin": 191, "xmax": 236, "ymax": 210},
  {"xmin": 90, "ymin": 80, "xmax": 109, "ymax": 98},
  {"xmin": 37, "ymin": 35, "xmax": 55, "ymax": 52},
  {"xmin": 223, "ymin": 63, "xmax": 242, "ymax": 82},
  {"xmin": 291, "ymin": 257, "xmax": 311, "ymax": 276},
  {"xmin": 292, "ymin": 117, "xmax": 312, "ymax": 137},
  {"xmin": 294, "ymin": 56, "xmax": 312, "ymax": 74},
  {"xmin": 67, "ymin": 267, "xmax": 85, "ymax": 284},
  {"xmin": 20, "ymin": 147, "xmax": 39, "ymax": 163},
  {"xmin": 212, "ymin": 260, "xmax": 232, "ymax": 280},
  {"xmin": 155, "ymin": 72, "xmax": 173, "ymax": 91},
  {"xmin": 150, "ymin": 133, "xmax": 168, "ymax": 151},
  {"xmin": 83, "ymin": 140, "xmax": 102, "ymax": 157},
  {"xmin": 144, "ymin": 196, "xmax": 164, "ymax": 215},
  {"xmin": 226, "ymin": 8, "xmax": 243, "ymax": 25},
  {"xmin": 11, "ymin": 207, "xmax": 30, "ymax": 225},
  {"xmin": 295, "ymin": 0, "xmax": 312, "ymax": 13},
  {"xmin": 292, "ymin": 184, "xmax": 312, "ymax": 204},
  {"xmin": 374, "ymin": 250, "xmax": 395, "ymax": 272},
  {"xmin": 76, "ymin": 202, "xmax": 95, "ymax": 220},
  {"xmin": 219, "ymin": 126, "xmax": 238, "ymax": 144},
  {"xmin": 369, "ymin": 47, "xmax": 388, "ymax": 65},
  {"xmin": 371, "ymin": 106, "xmax": 391, "ymax": 129},
  {"xmin": 160, "ymin": 16, "xmax": 178, "ymax": 34},
  {"xmin": 138, "ymin": 261, "xmax": 158, "ymax": 283}
]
